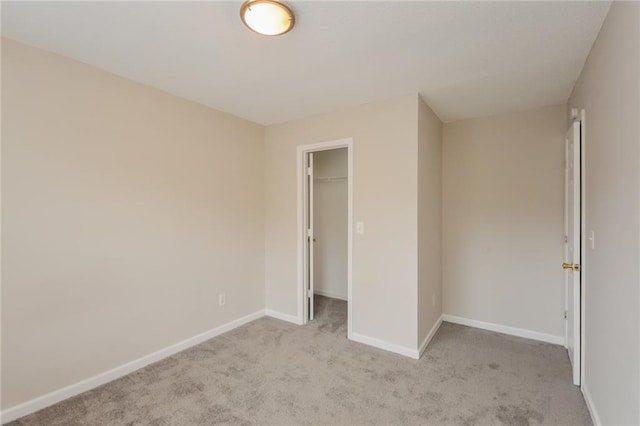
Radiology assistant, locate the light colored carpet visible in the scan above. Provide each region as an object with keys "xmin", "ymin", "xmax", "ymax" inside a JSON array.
[{"xmin": 9, "ymin": 296, "xmax": 591, "ymax": 425}]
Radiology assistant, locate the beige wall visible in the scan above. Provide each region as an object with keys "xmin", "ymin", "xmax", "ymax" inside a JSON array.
[
  {"xmin": 568, "ymin": 2, "xmax": 640, "ymax": 424},
  {"xmin": 265, "ymin": 95, "xmax": 419, "ymax": 350},
  {"xmin": 313, "ymin": 148, "xmax": 348, "ymax": 300},
  {"xmin": 443, "ymin": 105, "xmax": 566, "ymax": 338},
  {"xmin": 313, "ymin": 148, "xmax": 348, "ymax": 178},
  {"xmin": 417, "ymin": 97, "xmax": 443, "ymax": 344},
  {"xmin": 1, "ymin": 39, "xmax": 265, "ymax": 409}
]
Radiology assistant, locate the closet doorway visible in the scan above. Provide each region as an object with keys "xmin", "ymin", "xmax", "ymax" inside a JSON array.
[{"xmin": 297, "ymin": 138, "xmax": 353, "ymax": 338}]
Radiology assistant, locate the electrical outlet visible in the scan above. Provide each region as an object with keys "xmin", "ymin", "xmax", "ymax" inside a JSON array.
[{"xmin": 218, "ymin": 293, "xmax": 226, "ymax": 307}]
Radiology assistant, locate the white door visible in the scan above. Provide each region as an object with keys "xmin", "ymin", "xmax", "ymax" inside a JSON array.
[
  {"xmin": 305, "ymin": 152, "xmax": 315, "ymax": 321},
  {"xmin": 564, "ymin": 120, "xmax": 581, "ymax": 386}
]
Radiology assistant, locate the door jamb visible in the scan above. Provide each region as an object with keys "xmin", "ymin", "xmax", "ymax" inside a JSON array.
[
  {"xmin": 578, "ymin": 108, "xmax": 586, "ymax": 387},
  {"xmin": 569, "ymin": 107, "xmax": 586, "ymax": 387},
  {"xmin": 296, "ymin": 138, "xmax": 353, "ymax": 339}
]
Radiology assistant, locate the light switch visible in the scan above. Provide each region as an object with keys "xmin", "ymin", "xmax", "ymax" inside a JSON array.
[
  {"xmin": 588, "ymin": 230, "xmax": 595, "ymax": 250},
  {"xmin": 356, "ymin": 221, "xmax": 364, "ymax": 235}
]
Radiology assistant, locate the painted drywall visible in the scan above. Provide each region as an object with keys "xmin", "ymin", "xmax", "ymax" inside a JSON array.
[
  {"xmin": 313, "ymin": 148, "xmax": 348, "ymax": 300},
  {"xmin": 1, "ymin": 38, "xmax": 265, "ymax": 410},
  {"xmin": 443, "ymin": 105, "xmax": 566, "ymax": 339},
  {"xmin": 568, "ymin": 2, "xmax": 640, "ymax": 424},
  {"xmin": 417, "ymin": 97, "xmax": 443, "ymax": 345},
  {"xmin": 265, "ymin": 94, "xmax": 419, "ymax": 350}
]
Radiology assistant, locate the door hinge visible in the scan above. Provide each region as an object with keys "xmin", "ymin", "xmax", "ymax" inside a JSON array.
[
  {"xmin": 307, "ymin": 290, "xmax": 313, "ymax": 298},
  {"xmin": 564, "ymin": 311, "xmax": 568, "ymax": 319},
  {"xmin": 564, "ymin": 235, "xmax": 568, "ymax": 243},
  {"xmin": 307, "ymin": 167, "xmax": 313, "ymax": 176},
  {"xmin": 307, "ymin": 228, "xmax": 312, "ymax": 238}
]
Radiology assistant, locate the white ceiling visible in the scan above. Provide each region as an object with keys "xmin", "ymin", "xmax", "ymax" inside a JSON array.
[{"xmin": 1, "ymin": 1, "xmax": 610, "ymax": 125}]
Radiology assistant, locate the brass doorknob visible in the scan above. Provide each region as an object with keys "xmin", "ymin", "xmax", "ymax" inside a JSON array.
[{"xmin": 562, "ymin": 262, "xmax": 581, "ymax": 271}]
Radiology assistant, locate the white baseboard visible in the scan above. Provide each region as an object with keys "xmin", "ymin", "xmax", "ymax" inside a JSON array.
[
  {"xmin": 313, "ymin": 289, "xmax": 347, "ymax": 301},
  {"xmin": 265, "ymin": 309, "xmax": 303, "ymax": 325},
  {"xmin": 581, "ymin": 383, "xmax": 601, "ymax": 426},
  {"xmin": 349, "ymin": 332, "xmax": 419, "ymax": 359},
  {"xmin": 0, "ymin": 309, "xmax": 265, "ymax": 425},
  {"xmin": 418, "ymin": 315, "xmax": 443, "ymax": 358},
  {"xmin": 442, "ymin": 314, "xmax": 564, "ymax": 345}
]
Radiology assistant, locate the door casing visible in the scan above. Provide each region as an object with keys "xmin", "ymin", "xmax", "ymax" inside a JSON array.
[{"xmin": 297, "ymin": 138, "xmax": 353, "ymax": 337}]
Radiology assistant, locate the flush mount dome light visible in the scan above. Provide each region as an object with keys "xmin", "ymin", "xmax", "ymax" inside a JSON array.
[{"xmin": 240, "ymin": 0, "xmax": 295, "ymax": 36}]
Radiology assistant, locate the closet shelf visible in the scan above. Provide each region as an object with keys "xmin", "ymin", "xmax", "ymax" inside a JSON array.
[{"xmin": 314, "ymin": 176, "xmax": 347, "ymax": 183}]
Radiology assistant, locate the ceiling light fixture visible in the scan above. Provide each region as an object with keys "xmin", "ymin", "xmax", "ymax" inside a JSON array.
[{"xmin": 240, "ymin": 0, "xmax": 295, "ymax": 36}]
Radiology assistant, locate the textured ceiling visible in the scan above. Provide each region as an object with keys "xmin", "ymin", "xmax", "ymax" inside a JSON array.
[{"xmin": 1, "ymin": 1, "xmax": 610, "ymax": 125}]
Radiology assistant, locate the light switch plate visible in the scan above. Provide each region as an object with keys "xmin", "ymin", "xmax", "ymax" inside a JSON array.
[{"xmin": 356, "ymin": 221, "xmax": 364, "ymax": 235}]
